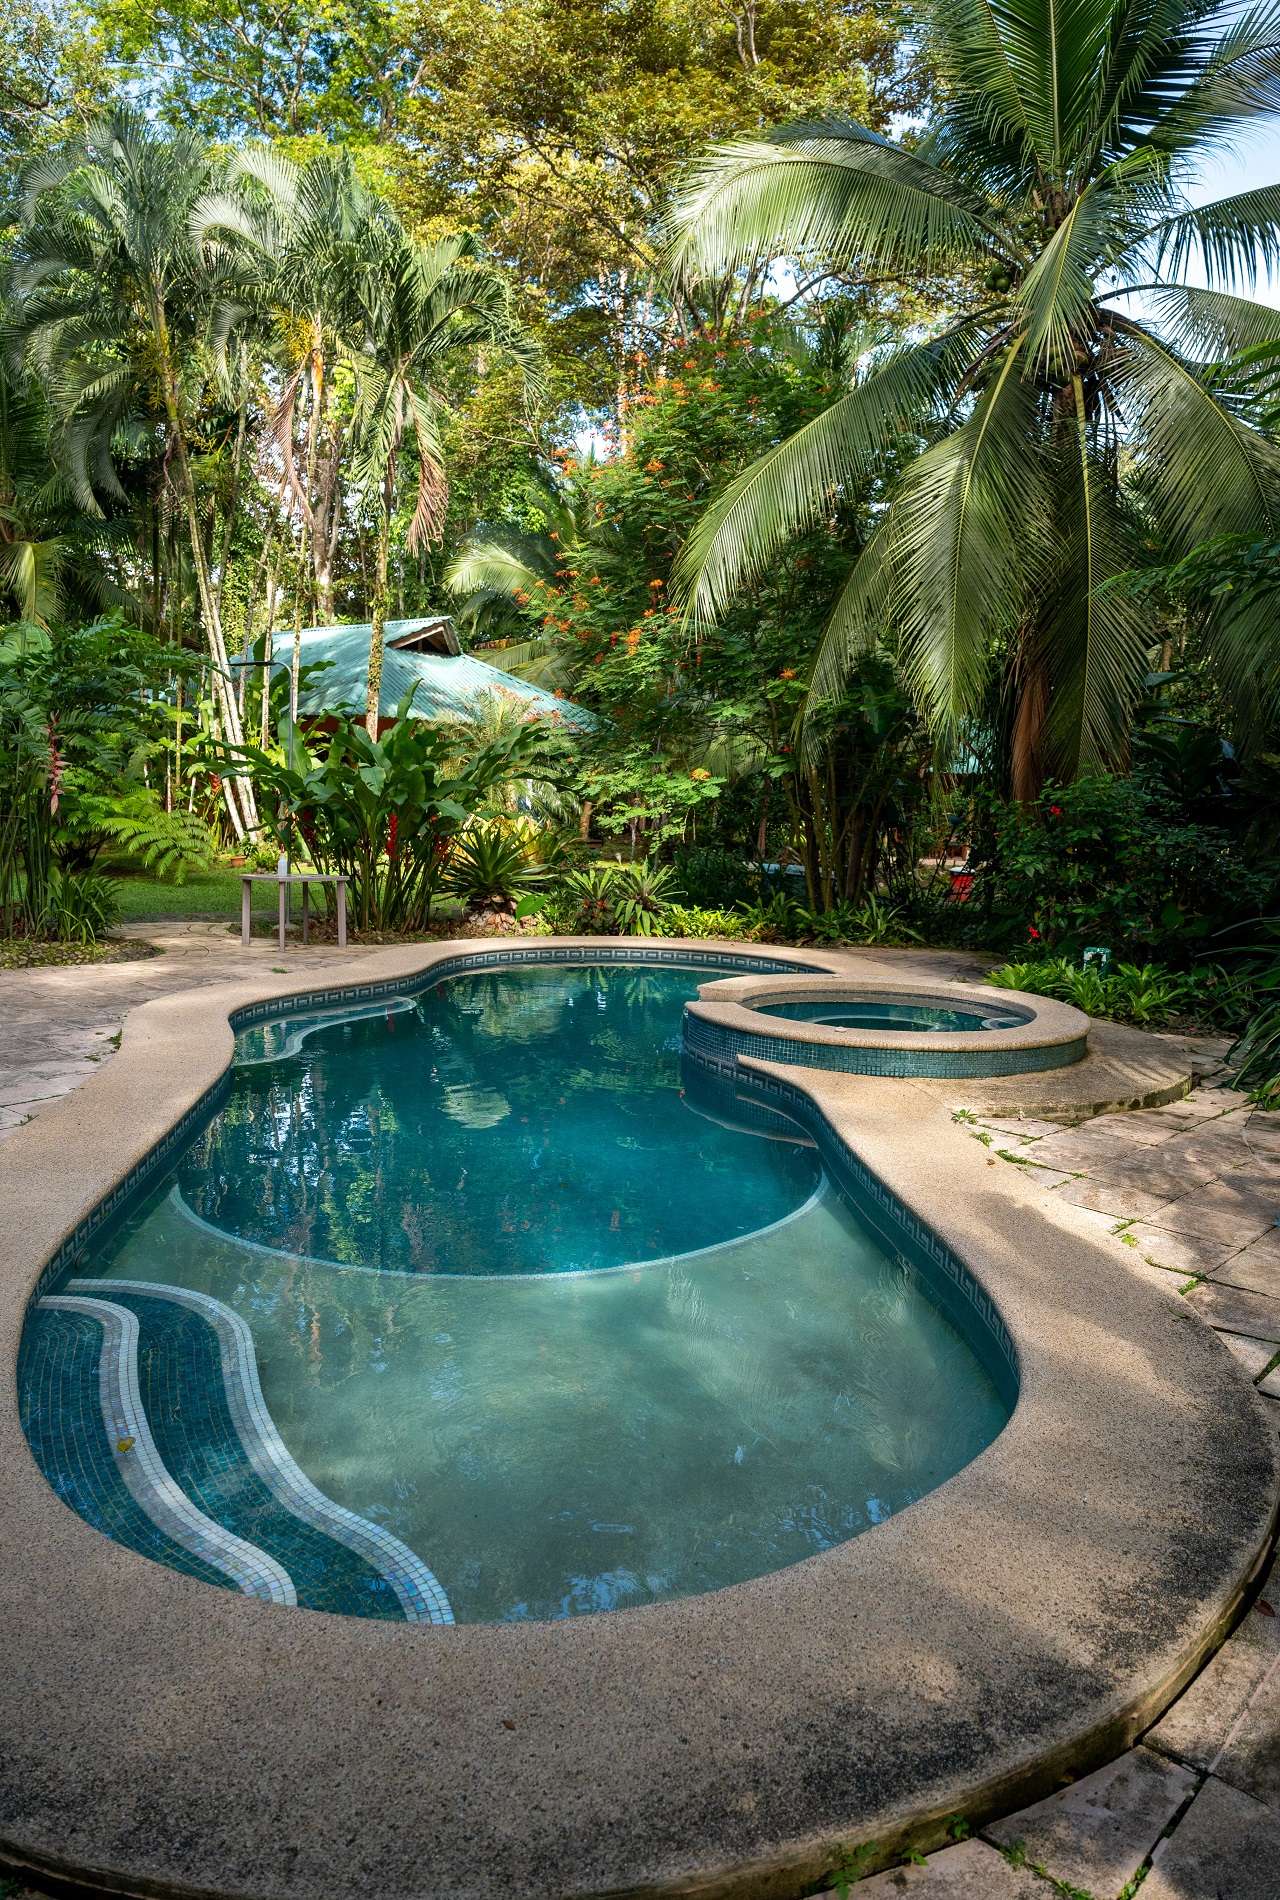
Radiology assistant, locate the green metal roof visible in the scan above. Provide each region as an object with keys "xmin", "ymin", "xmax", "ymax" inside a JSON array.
[{"xmin": 272, "ymin": 620, "xmax": 597, "ymax": 730}]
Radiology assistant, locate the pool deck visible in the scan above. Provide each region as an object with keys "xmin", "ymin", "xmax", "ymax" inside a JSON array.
[{"xmin": 0, "ymin": 933, "xmax": 1277, "ymax": 1900}]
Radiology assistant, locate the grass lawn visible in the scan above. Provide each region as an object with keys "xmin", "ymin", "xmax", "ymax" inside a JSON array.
[{"xmin": 113, "ymin": 870, "xmax": 244, "ymax": 919}]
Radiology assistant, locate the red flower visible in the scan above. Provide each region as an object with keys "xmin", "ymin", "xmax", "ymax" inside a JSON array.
[
  {"xmin": 387, "ymin": 812, "xmax": 399, "ymax": 859},
  {"xmin": 1028, "ymin": 926, "xmax": 1040, "ymax": 940},
  {"xmin": 1050, "ymin": 805, "xmax": 1062, "ymax": 816}
]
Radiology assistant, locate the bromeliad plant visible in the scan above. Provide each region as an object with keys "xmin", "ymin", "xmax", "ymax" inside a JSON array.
[
  {"xmin": 550, "ymin": 860, "xmax": 685, "ymax": 935},
  {"xmin": 445, "ymin": 819, "xmax": 551, "ymax": 912},
  {"xmin": 229, "ymin": 694, "xmax": 559, "ymax": 934},
  {"xmin": 671, "ymin": 0, "xmax": 1280, "ymax": 795}
]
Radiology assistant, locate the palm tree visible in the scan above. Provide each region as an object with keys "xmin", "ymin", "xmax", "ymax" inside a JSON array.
[
  {"xmin": 444, "ymin": 480, "xmax": 584, "ymax": 689},
  {"xmin": 11, "ymin": 109, "xmax": 260, "ymax": 835},
  {"xmin": 195, "ymin": 146, "xmax": 394, "ymax": 624},
  {"xmin": 669, "ymin": 0, "xmax": 1280, "ymax": 795},
  {"xmin": 347, "ymin": 231, "xmax": 537, "ymax": 735}
]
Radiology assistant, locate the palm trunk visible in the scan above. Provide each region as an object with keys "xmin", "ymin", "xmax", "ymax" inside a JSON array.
[
  {"xmin": 366, "ymin": 469, "xmax": 393, "ymax": 739},
  {"xmin": 1010, "ymin": 640, "xmax": 1049, "ymax": 804},
  {"xmin": 153, "ymin": 306, "xmax": 258, "ymax": 838}
]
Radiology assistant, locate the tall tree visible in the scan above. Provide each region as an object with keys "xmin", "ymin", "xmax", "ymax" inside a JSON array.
[
  {"xmin": 671, "ymin": 0, "xmax": 1280, "ymax": 795},
  {"xmin": 347, "ymin": 229, "xmax": 537, "ymax": 734},
  {"xmin": 396, "ymin": 0, "xmax": 919, "ymax": 417},
  {"xmin": 12, "ymin": 108, "xmax": 261, "ymax": 833},
  {"xmin": 197, "ymin": 144, "xmax": 395, "ymax": 621},
  {"xmin": 91, "ymin": 0, "xmax": 413, "ymax": 142}
]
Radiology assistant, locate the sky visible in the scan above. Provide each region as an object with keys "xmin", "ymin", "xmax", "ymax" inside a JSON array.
[{"xmin": 1175, "ymin": 123, "xmax": 1280, "ymax": 305}]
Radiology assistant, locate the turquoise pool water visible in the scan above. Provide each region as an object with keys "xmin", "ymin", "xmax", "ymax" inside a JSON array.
[
  {"xmin": 755, "ymin": 998, "xmax": 1027, "ymax": 1032},
  {"xmin": 25, "ymin": 961, "xmax": 1010, "ymax": 1624}
]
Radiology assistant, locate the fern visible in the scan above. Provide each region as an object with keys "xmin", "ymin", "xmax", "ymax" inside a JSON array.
[{"xmin": 98, "ymin": 802, "xmax": 216, "ymax": 881}]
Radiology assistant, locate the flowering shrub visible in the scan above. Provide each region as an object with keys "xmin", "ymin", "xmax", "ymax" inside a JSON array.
[{"xmin": 966, "ymin": 776, "xmax": 1266, "ymax": 962}]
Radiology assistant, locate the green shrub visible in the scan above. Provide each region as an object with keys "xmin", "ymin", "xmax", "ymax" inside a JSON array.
[
  {"xmin": 664, "ymin": 905, "xmax": 751, "ymax": 939},
  {"xmin": 984, "ymin": 956, "xmax": 1225, "ymax": 1026},
  {"xmin": 48, "ymin": 870, "xmax": 121, "ymax": 944},
  {"xmin": 967, "ymin": 775, "xmax": 1265, "ymax": 962},
  {"xmin": 671, "ymin": 847, "xmax": 761, "ymax": 911}
]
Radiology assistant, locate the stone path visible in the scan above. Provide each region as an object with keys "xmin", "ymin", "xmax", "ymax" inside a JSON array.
[
  {"xmin": 2, "ymin": 930, "xmax": 1278, "ymax": 1899},
  {"xmin": 0, "ymin": 920, "xmax": 392, "ymax": 1142}
]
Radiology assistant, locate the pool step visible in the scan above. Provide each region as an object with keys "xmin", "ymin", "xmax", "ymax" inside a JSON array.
[{"xmin": 23, "ymin": 1281, "xmax": 453, "ymax": 1624}]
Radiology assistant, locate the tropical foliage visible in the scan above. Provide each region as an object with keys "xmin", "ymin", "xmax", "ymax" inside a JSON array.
[
  {"xmin": 670, "ymin": 0, "xmax": 1280, "ymax": 795},
  {"xmin": 4, "ymin": 0, "xmax": 1280, "ymax": 1068}
]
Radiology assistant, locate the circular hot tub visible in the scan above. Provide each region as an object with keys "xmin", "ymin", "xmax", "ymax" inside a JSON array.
[{"xmin": 682, "ymin": 975, "xmax": 1088, "ymax": 1079}]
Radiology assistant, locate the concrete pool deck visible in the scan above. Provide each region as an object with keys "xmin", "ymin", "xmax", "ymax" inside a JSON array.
[{"xmin": 0, "ymin": 935, "xmax": 1277, "ymax": 1900}]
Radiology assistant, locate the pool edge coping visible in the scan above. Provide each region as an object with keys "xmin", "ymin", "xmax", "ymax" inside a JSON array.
[{"xmin": 0, "ymin": 935, "xmax": 1276, "ymax": 1900}]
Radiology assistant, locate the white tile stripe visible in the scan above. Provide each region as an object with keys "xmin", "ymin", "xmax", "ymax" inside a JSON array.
[
  {"xmin": 70, "ymin": 1280, "xmax": 454, "ymax": 1627},
  {"xmin": 39, "ymin": 1295, "xmax": 296, "ymax": 1606},
  {"xmin": 237, "ymin": 996, "xmax": 417, "ymax": 1066}
]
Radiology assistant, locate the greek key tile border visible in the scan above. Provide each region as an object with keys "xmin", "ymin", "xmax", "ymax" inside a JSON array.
[
  {"xmin": 32, "ymin": 1070, "xmax": 235, "ymax": 1302},
  {"xmin": 227, "ymin": 942, "xmax": 825, "ymax": 1037}
]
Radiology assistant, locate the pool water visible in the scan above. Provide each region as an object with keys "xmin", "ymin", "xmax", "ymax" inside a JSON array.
[
  {"xmin": 185, "ymin": 967, "xmax": 821, "ymax": 1276},
  {"xmin": 27, "ymin": 963, "xmax": 1010, "ymax": 1624},
  {"xmin": 755, "ymin": 998, "xmax": 1027, "ymax": 1032}
]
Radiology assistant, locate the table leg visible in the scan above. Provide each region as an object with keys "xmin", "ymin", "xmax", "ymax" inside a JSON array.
[
  {"xmin": 337, "ymin": 882, "xmax": 347, "ymax": 949},
  {"xmin": 302, "ymin": 881, "xmax": 309, "ymax": 943},
  {"xmin": 278, "ymin": 879, "xmax": 287, "ymax": 951},
  {"xmin": 241, "ymin": 878, "xmax": 251, "ymax": 948}
]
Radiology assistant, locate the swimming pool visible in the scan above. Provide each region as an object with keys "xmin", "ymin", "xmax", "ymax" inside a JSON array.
[{"xmin": 21, "ymin": 960, "xmax": 1009, "ymax": 1626}]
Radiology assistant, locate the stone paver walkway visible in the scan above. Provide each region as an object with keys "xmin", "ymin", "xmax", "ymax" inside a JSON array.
[
  {"xmin": 2, "ymin": 932, "xmax": 1278, "ymax": 1899},
  {"xmin": 0, "ymin": 920, "xmax": 393, "ymax": 1142}
]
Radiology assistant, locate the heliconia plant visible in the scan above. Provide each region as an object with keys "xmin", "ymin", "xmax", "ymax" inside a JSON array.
[{"xmin": 222, "ymin": 691, "xmax": 563, "ymax": 934}]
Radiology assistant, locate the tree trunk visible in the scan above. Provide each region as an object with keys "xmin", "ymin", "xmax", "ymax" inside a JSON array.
[
  {"xmin": 366, "ymin": 496, "xmax": 391, "ymax": 739},
  {"xmin": 1010, "ymin": 644, "xmax": 1049, "ymax": 804},
  {"xmin": 155, "ymin": 309, "xmax": 258, "ymax": 838}
]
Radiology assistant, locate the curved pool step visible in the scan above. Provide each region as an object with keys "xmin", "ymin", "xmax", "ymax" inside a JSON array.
[
  {"xmin": 28, "ymin": 1297, "xmax": 296, "ymax": 1604},
  {"xmin": 67, "ymin": 1279, "xmax": 453, "ymax": 1625}
]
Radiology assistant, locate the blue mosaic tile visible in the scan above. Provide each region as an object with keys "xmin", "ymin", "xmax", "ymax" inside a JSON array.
[
  {"xmin": 18, "ymin": 1308, "xmax": 237, "ymax": 1593},
  {"xmin": 682, "ymin": 1008, "xmax": 1086, "ymax": 1080},
  {"xmin": 113, "ymin": 1291, "xmax": 406, "ymax": 1620}
]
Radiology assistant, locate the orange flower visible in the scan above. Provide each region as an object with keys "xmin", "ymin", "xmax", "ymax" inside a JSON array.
[{"xmin": 691, "ymin": 767, "xmax": 710, "ymax": 781}]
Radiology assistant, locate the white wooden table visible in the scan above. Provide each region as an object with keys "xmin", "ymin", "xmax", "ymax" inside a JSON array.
[{"xmin": 240, "ymin": 873, "xmax": 349, "ymax": 950}]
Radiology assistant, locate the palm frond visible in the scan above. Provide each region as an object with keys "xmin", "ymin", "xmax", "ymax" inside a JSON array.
[
  {"xmin": 1110, "ymin": 317, "xmax": 1280, "ymax": 548},
  {"xmin": 671, "ymin": 327, "xmax": 984, "ymax": 623},
  {"xmin": 1135, "ymin": 282, "xmax": 1280, "ymax": 359},
  {"xmin": 1042, "ymin": 384, "xmax": 1154, "ymax": 774},
  {"xmin": 1147, "ymin": 183, "xmax": 1280, "ymax": 287},
  {"xmin": 887, "ymin": 338, "xmax": 1051, "ymax": 733},
  {"xmin": 807, "ymin": 526, "xmax": 894, "ymax": 706},
  {"xmin": 668, "ymin": 122, "xmax": 1005, "ymax": 280}
]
